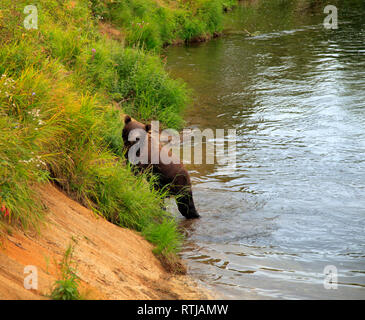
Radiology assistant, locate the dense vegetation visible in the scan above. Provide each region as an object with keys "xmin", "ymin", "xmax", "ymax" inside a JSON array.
[
  {"xmin": 0, "ymin": 0, "xmax": 236, "ymax": 264},
  {"xmin": 91, "ymin": 0, "xmax": 236, "ymax": 50}
]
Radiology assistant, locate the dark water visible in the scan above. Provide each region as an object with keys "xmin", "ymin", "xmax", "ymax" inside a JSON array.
[{"xmin": 165, "ymin": 1, "xmax": 365, "ymax": 299}]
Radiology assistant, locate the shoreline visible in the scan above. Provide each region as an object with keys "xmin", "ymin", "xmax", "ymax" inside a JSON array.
[
  {"xmin": 0, "ymin": 0, "xmax": 241, "ymax": 300},
  {"xmin": 0, "ymin": 184, "xmax": 213, "ymax": 300}
]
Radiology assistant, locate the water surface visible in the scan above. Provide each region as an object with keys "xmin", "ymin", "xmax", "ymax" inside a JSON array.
[{"xmin": 166, "ymin": 1, "xmax": 365, "ymax": 299}]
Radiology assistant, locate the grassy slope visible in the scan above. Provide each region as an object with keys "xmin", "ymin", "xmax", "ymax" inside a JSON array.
[
  {"xmin": 0, "ymin": 0, "xmax": 236, "ymax": 265},
  {"xmin": 92, "ymin": 0, "xmax": 236, "ymax": 50},
  {"xmin": 0, "ymin": 184, "xmax": 212, "ymax": 299}
]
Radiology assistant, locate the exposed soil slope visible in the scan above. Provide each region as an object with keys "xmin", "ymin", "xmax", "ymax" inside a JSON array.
[{"xmin": 0, "ymin": 184, "xmax": 212, "ymax": 300}]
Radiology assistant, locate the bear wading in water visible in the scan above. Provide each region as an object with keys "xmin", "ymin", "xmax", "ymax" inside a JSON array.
[{"xmin": 122, "ymin": 115, "xmax": 200, "ymax": 219}]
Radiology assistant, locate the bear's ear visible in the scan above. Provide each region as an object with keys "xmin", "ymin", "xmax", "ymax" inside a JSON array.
[
  {"xmin": 124, "ymin": 115, "xmax": 132, "ymax": 124},
  {"xmin": 145, "ymin": 124, "xmax": 151, "ymax": 132}
]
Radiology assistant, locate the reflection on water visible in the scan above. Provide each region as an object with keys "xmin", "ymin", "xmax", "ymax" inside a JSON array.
[{"xmin": 166, "ymin": 1, "xmax": 365, "ymax": 299}]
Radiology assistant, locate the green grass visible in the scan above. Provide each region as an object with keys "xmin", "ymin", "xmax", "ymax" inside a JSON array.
[
  {"xmin": 90, "ymin": 0, "xmax": 237, "ymax": 51},
  {"xmin": 51, "ymin": 244, "xmax": 81, "ymax": 300},
  {"xmin": 77, "ymin": 41, "xmax": 190, "ymax": 128},
  {"xmin": 0, "ymin": 0, "xmax": 237, "ymax": 266},
  {"xmin": 0, "ymin": 0, "xmax": 193, "ymax": 262},
  {"xmin": 143, "ymin": 218, "xmax": 183, "ymax": 256}
]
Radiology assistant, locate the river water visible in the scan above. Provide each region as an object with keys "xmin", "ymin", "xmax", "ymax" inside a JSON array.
[{"xmin": 165, "ymin": 0, "xmax": 365, "ymax": 299}]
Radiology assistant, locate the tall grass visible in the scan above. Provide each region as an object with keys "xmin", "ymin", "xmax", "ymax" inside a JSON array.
[
  {"xmin": 77, "ymin": 41, "xmax": 190, "ymax": 128},
  {"xmin": 0, "ymin": 0, "xmax": 237, "ymax": 263},
  {"xmin": 91, "ymin": 0, "xmax": 237, "ymax": 50},
  {"xmin": 0, "ymin": 0, "xmax": 188, "ymax": 258},
  {"xmin": 0, "ymin": 56, "xmax": 180, "ymax": 256},
  {"xmin": 51, "ymin": 244, "xmax": 81, "ymax": 300}
]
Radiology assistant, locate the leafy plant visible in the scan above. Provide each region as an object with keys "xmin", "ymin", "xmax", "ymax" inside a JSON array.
[{"xmin": 51, "ymin": 244, "xmax": 81, "ymax": 300}]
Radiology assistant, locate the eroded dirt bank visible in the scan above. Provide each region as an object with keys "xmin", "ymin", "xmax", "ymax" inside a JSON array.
[{"xmin": 0, "ymin": 184, "xmax": 212, "ymax": 300}]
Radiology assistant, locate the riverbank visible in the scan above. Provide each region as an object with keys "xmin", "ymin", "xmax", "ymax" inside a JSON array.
[
  {"xmin": 0, "ymin": 184, "xmax": 213, "ymax": 300},
  {"xmin": 91, "ymin": 0, "xmax": 237, "ymax": 51},
  {"xmin": 0, "ymin": 0, "xmax": 241, "ymax": 299}
]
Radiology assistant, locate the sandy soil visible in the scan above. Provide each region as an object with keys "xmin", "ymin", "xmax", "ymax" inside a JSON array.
[{"xmin": 0, "ymin": 184, "xmax": 213, "ymax": 300}]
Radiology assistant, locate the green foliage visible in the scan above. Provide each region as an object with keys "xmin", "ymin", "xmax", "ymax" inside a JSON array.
[
  {"xmin": 78, "ymin": 42, "xmax": 190, "ymax": 128},
  {"xmin": 0, "ymin": 72, "xmax": 50, "ymax": 231},
  {"xmin": 91, "ymin": 0, "xmax": 236, "ymax": 50},
  {"xmin": 0, "ymin": 56, "xmax": 179, "ymax": 259},
  {"xmin": 143, "ymin": 218, "xmax": 183, "ymax": 256},
  {"xmin": 51, "ymin": 244, "xmax": 81, "ymax": 300},
  {"xmin": 0, "ymin": 0, "xmax": 237, "ymax": 262},
  {"xmin": 0, "ymin": 49, "xmax": 181, "ymax": 261}
]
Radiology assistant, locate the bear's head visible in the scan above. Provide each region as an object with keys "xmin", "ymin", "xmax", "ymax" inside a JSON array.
[{"xmin": 122, "ymin": 115, "xmax": 151, "ymax": 150}]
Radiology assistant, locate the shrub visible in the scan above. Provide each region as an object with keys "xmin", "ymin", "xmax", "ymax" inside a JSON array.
[{"xmin": 51, "ymin": 244, "xmax": 81, "ymax": 300}]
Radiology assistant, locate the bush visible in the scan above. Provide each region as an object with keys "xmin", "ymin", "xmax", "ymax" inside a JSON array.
[{"xmin": 51, "ymin": 244, "xmax": 81, "ymax": 300}]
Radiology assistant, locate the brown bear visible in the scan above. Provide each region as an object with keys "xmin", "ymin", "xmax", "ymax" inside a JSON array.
[{"xmin": 122, "ymin": 115, "xmax": 200, "ymax": 219}]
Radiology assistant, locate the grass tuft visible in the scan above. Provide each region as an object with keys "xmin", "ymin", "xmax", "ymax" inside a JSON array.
[{"xmin": 51, "ymin": 244, "xmax": 81, "ymax": 300}]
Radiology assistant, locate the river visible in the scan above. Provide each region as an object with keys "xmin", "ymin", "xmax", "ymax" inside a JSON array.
[{"xmin": 165, "ymin": 0, "xmax": 365, "ymax": 299}]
